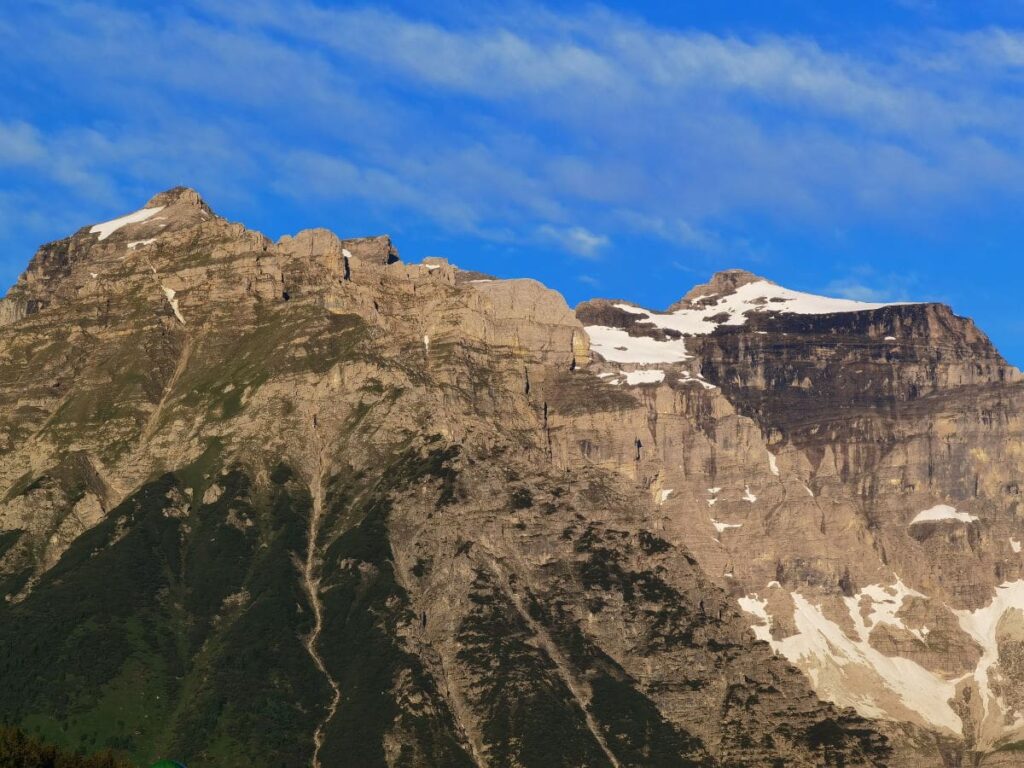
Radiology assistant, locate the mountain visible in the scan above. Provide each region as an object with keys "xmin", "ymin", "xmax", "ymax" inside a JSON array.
[{"xmin": 0, "ymin": 187, "xmax": 1019, "ymax": 767}]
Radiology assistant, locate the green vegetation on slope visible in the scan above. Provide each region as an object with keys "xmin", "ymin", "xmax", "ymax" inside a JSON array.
[
  {"xmin": 0, "ymin": 463, "xmax": 328, "ymax": 768},
  {"xmin": 0, "ymin": 725, "xmax": 132, "ymax": 768},
  {"xmin": 316, "ymin": 448, "xmax": 474, "ymax": 768}
]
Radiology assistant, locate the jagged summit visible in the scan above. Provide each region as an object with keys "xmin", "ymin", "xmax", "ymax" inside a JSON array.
[
  {"xmin": 1, "ymin": 188, "xmax": 1023, "ymax": 765},
  {"xmin": 577, "ymin": 270, "xmax": 926, "ymax": 366},
  {"xmin": 576, "ymin": 267, "xmax": 1014, "ymax": 403},
  {"xmin": 581, "ymin": 268, "xmax": 914, "ymax": 323},
  {"xmin": 144, "ymin": 185, "xmax": 211, "ymax": 212},
  {"xmin": 668, "ymin": 269, "xmax": 913, "ymax": 315},
  {"xmin": 84, "ymin": 186, "xmax": 217, "ymax": 243},
  {"xmin": 676, "ymin": 268, "xmax": 768, "ymax": 307}
]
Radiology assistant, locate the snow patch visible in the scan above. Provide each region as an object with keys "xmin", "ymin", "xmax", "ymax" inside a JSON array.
[
  {"xmin": 161, "ymin": 286, "xmax": 185, "ymax": 324},
  {"xmin": 659, "ymin": 489, "xmax": 673, "ymax": 503},
  {"xmin": 608, "ymin": 281, "xmax": 910, "ymax": 340},
  {"xmin": 739, "ymin": 586, "xmax": 962, "ymax": 734},
  {"xmin": 1012, "ymin": 538, "xmax": 1022, "ymax": 554},
  {"xmin": 90, "ymin": 206, "xmax": 165, "ymax": 240},
  {"xmin": 910, "ymin": 504, "xmax": 978, "ymax": 526},
  {"xmin": 854, "ymin": 580, "xmax": 923, "ymax": 635},
  {"xmin": 127, "ymin": 238, "xmax": 157, "ymax": 249},
  {"xmin": 624, "ymin": 369, "xmax": 665, "ymax": 385},
  {"xmin": 742, "ymin": 486, "xmax": 757, "ymax": 503},
  {"xmin": 953, "ymin": 580, "xmax": 1024, "ymax": 746},
  {"xmin": 738, "ymin": 596, "xmax": 771, "ymax": 641},
  {"xmin": 678, "ymin": 370, "xmax": 716, "ymax": 389},
  {"xmin": 584, "ymin": 325, "xmax": 689, "ymax": 364},
  {"xmin": 768, "ymin": 453, "xmax": 779, "ymax": 476},
  {"xmin": 711, "ymin": 518, "xmax": 742, "ymax": 533}
]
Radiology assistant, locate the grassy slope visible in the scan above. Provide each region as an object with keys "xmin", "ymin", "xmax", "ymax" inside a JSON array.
[{"xmin": 0, "ymin": 463, "xmax": 327, "ymax": 768}]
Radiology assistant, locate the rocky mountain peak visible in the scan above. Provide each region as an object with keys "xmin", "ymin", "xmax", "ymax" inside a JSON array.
[
  {"xmin": 674, "ymin": 268, "xmax": 769, "ymax": 308},
  {"xmin": 144, "ymin": 185, "xmax": 212, "ymax": 213},
  {"xmin": 1, "ymin": 188, "xmax": 1023, "ymax": 766}
]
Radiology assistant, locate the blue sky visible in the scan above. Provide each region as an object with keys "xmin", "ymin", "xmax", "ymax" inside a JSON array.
[{"xmin": 3, "ymin": 1, "xmax": 1024, "ymax": 361}]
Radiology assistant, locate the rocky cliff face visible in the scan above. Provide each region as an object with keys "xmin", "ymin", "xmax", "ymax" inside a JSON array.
[
  {"xmin": 0, "ymin": 189, "xmax": 1017, "ymax": 766},
  {"xmin": 577, "ymin": 273, "xmax": 1024, "ymax": 765}
]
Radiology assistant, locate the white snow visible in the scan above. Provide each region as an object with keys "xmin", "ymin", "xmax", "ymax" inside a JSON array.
[
  {"xmin": 89, "ymin": 272, "xmax": 98, "ymax": 279},
  {"xmin": 1012, "ymin": 538, "xmax": 1022, "ymax": 554},
  {"xmin": 711, "ymin": 518, "xmax": 742, "ymax": 533},
  {"xmin": 606, "ymin": 281, "xmax": 909, "ymax": 340},
  {"xmin": 90, "ymin": 206, "xmax": 165, "ymax": 240},
  {"xmin": 342, "ymin": 248, "xmax": 353, "ymax": 259},
  {"xmin": 804, "ymin": 484, "xmax": 815, "ymax": 497},
  {"xmin": 161, "ymin": 286, "xmax": 185, "ymax": 324},
  {"xmin": 659, "ymin": 489, "xmax": 673, "ymax": 503},
  {"xmin": 738, "ymin": 596, "xmax": 772, "ymax": 641},
  {"xmin": 624, "ymin": 369, "xmax": 665, "ymax": 385},
  {"xmin": 910, "ymin": 504, "xmax": 979, "ymax": 526},
  {"xmin": 953, "ymin": 580, "xmax": 1024, "ymax": 742},
  {"xmin": 423, "ymin": 334, "xmax": 430, "ymax": 352},
  {"xmin": 706, "ymin": 498, "xmax": 717, "ymax": 506},
  {"xmin": 768, "ymin": 453, "xmax": 779, "ymax": 476},
  {"xmin": 742, "ymin": 486, "xmax": 757, "ymax": 503},
  {"xmin": 615, "ymin": 304, "xmax": 650, "ymax": 316},
  {"xmin": 424, "ymin": 263, "xmax": 440, "ymax": 271},
  {"xmin": 127, "ymin": 238, "xmax": 157, "ymax": 249},
  {"xmin": 885, "ymin": 336, "xmax": 896, "ymax": 341},
  {"xmin": 584, "ymin": 325, "xmax": 690, "ymax": 364},
  {"xmin": 708, "ymin": 487, "xmax": 721, "ymax": 494},
  {"xmin": 678, "ymin": 370, "xmax": 717, "ymax": 389},
  {"xmin": 854, "ymin": 580, "xmax": 923, "ymax": 635},
  {"xmin": 767, "ymin": 580, "xmax": 781, "ymax": 589},
  {"xmin": 593, "ymin": 284, "xmax": 872, "ymax": 364},
  {"xmin": 739, "ymin": 587, "xmax": 962, "ymax": 734}
]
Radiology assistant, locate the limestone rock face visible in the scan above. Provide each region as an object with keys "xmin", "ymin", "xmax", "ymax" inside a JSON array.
[
  {"xmin": 0, "ymin": 189, "xmax": 1014, "ymax": 766},
  {"xmin": 578, "ymin": 274, "xmax": 1024, "ymax": 764}
]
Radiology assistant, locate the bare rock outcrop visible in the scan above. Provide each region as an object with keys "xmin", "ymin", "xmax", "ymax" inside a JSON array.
[{"xmin": 1, "ymin": 191, "xmax": 1019, "ymax": 766}]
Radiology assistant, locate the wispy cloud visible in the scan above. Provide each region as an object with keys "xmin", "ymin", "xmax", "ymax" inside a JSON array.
[
  {"xmin": 2, "ymin": 1, "xmax": 1024, "ymax": 261},
  {"xmin": 824, "ymin": 266, "xmax": 923, "ymax": 303},
  {"xmin": 538, "ymin": 224, "xmax": 610, "ymax": 258}
]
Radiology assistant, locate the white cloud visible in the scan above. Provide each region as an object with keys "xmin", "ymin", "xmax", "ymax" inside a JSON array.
[
  {"xmin": 825, "ymin": 280, "xmax": 898, "ymax": 303},
  {"xmin": 538, "ymin": 224, "xmax": 610, "ymax": 257},
  {"xmin": 824, "ymin": 268, "xmax": 923, "ymax": 303},
  {"xmin": 0, "ymin": 121, "xmax": 46, "ymax": 167},
  {"xmin": 3, "ymin": 1, "xmax": 1024, "ymax": 259}
]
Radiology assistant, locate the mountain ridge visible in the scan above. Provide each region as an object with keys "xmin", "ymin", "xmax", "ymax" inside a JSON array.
[{"xmin": 0, "ymin": 187, "xmax": 1022, "ymax": 767}]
